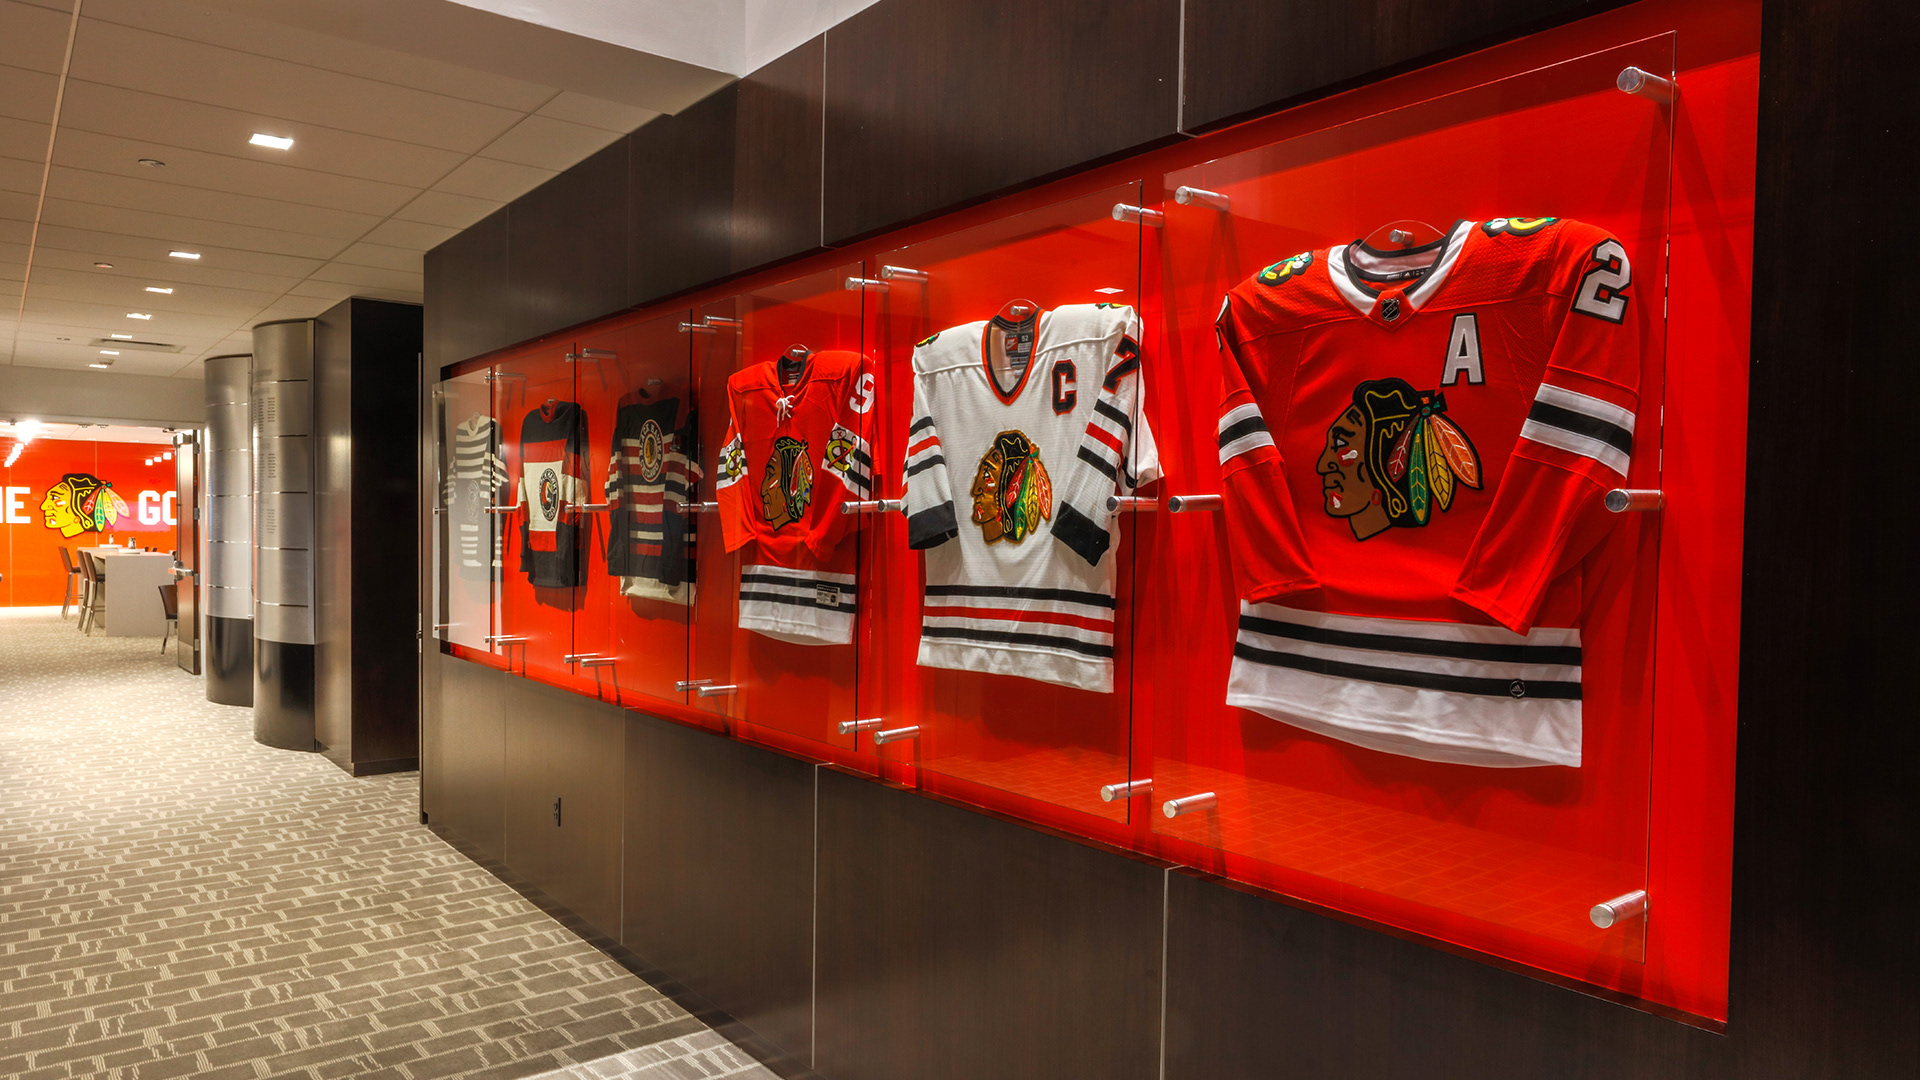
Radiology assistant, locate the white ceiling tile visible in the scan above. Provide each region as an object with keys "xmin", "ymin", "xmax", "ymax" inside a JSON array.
[
  {"xmin": 52, "ymin": 129, "xmax": 421, "ymax": 217},
  {"xmin": 535, "ymin": 93, "xmax": 659, "ymax": 134},
  {"xmin": 0, "ymin": 63, "xmax": 59, "ymax": 124},
  {"xmin": 306, "ymin": 261, "xmax": 421, "ymax": 292},
  {"xmin": 431, "ymin": 156, "xmax": 556, "ymax": 203},
  {"xmin": 30, "ymin": 231, "xmax": 320, "ymax": 284},
  {"xmin": 0, "ymin": 115, "xmax": 51, "ymax": 164},
  {"xmin": 47, "ymin": 166, "xmax": 386, "ymax": 241},
  {"xmin": 9, "ymin": 350, "xmax": 200, "ymax": 378},
  {"xmin": 1, "ymin": 189, "xmax": 39, "ymax": 221},
  {"xmin": 57, "ymin": 80, "xmax": 468, "ymax": 188},
  {"xmin": 19, "ymin": 297, "xmax": 245, "ymax": 337},
  {"xmin": 358, "ymin": 218, "xmax": 460, "ymax": 251},
  {"xmin": 67, "ymin": 19, "xmax": 527, "ymax": 154},
  {"xmin": 79, "ymin": 0, "xmax": 559, "ymax": 111},
  {"xmin": 27, "ymin": 270, "xmax": 283, "ymax": 315},
  {"xmin": 331, "ymin": 242, "xmax": 422, "ymax": 273},
  {"xmin": 0, "ymin": 218, "xmax": 34, "ymax": 244},
  {"xmin": 38, "ymin": 199, "xmax": 351, "ymax": 260},
  {"xmin": 0, "ymin": 2, "xmax": 74, "ymax": 75},
  {"xmin": 391, "ymin": 189, "xmax": 502, "ymax": 230},
  {"xmin": 478, "ymin": 114, "xmax": 622, "ymax": 169},
  {"xmin": 0, "ymin": 155, "xmax": 41, "ymax": 196}
]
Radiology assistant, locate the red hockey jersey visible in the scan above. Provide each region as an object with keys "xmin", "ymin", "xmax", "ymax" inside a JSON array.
[
  {"xmin": 715, "ymin": 349, "xmax": 877, "ymax": 645},
  {"xmin": 1214, "ymin": 217, "xmax": 1641, "ymax": 768}
]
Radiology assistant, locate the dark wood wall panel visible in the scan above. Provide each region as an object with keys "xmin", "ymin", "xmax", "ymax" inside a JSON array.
[
  {"xmin": 1179, "ymin": 0, "xmax": 1616, "ymax": 132},
  {"xmin": 732, "ymin": 35, "xmax": 825, "ymax": 274},
  {"xmin": 821, "ymin": 0, "xmax": 1182, "ymax": 244},
  {"xmin": 1164, "ymin": 871, "xmax": 1719, "ymax": 1080},
  {"xmin": 432, "ymin": 652, "xmax": 507, "ymax": 863},
  {"xmin": 622, "ymin": 716, "xmax": 817, "ymax": 1073},
  {"xmin": 508, "ymin": 138, "xmax": 630, "ymax": 343},
  {"xmin": 629, "ymin": 87, "xmax": 738, "ymax": 306},
  {"xmin": 502, "ymin": 677, "xmax": 626, "ymax": 939},
  {"xmin": 423, "ymin": 206, "xmax": 509, "ymax": 368},
  {"xmin": 815, "ymin": 768, "xmax": 1164, "ymax": 1080},
  {"xmin": 1727, "ymin": 0, "xmax": 1920, "ymax": 1075}
]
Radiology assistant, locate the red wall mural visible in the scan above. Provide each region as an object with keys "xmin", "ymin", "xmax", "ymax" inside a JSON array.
[{"xmin": 1, "ymin": 438, "xmax": 179, "ymax": 606}]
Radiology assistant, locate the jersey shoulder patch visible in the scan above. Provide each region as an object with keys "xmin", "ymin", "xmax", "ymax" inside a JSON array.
[
  {"xmin": 916, "ymin": 332, "xmax": 940, "ymax": 347},
  {"xmin": 1256, "ymin": 251, "xmax": 1314, "ymax": 287},
  {"xmin": 1481, "ymin": 216, "xmax": 1557, "ymax": 238}
]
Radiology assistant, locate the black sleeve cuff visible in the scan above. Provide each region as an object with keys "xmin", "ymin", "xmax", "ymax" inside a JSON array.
[
  {"xmin": 907, "ymin": 503, "xmax": 960, "ymax": 550},
  {"xmin": 1052, "ymin": 503, "xmax": 1111, "ymax": 566}
]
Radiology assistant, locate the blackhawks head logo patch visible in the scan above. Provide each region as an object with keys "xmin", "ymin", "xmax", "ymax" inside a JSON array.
[
  {"xmin": 1482, "ymin": 216, "xmax": 1556, "ymax": 238},
  {"xmin": 636, "ymin": 418, "xmax": 666, "ymax": 483},
  {"xmin": 1257, "ymin": 251, "xmax": 1313, "ymax": 287},
  {"xmin": 970, "ymin": 430, "xmax": 1053, "ymax": 545},
  {"xmin": 760, "ymin": 435, "xmax": 813, "ymax": 530},
  {"xmin": 1318, "ymin": 378, "xmax": 1482, "ymax": 541}
]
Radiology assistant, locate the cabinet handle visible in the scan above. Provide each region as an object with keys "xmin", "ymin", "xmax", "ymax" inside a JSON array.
[
  {"xmin": 1099, "ymin": 779, "xmax": 1152, "ymax": 802},
  {"xmin": 1590, "ymin": 889, "xmax": 1649, "ymax": 928},
  {"xmin": 1111, "ymin": 203, "xmax": 1164, "ymax": 227},
  {"xmin": 1173, "ymin": 186, "xmax": 1230, "ymax": 211},
  {"xmin": 841, "ymin": 499, "xmax": 905, "ymax": 515},
  {"xmin": 697, "ymin": 684, "xmax": 739, "ymax": 697},
  {"xmin": 838, "ymin": 718, "xmax": 885, "ymax": 735},
  {"xmin": 1616, "ymin": 66, "xmax": 1675, "ymax": 103},
  {"xmin": 675, "ymin": 679, "xmax": 712, "ymax": 692},
  {"xmin": 1161, "ymin": 792, "xmax": 1217, "ymax": 819},
  {"xmin": 1106, "ymin": 495, "xmax": 1157, "ymax": 513},
  {"xmin": 1604, "ymin": 488, "xmax": 1663, "ymax": 513},
  {"xmin": 1167, "ymin": 494, "xmax": 1222, "ymax": 513}
]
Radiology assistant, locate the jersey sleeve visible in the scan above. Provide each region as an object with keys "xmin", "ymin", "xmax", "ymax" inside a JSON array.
[
  {"xmin": 903, "ymin": 364, "xmax": 959, "ymax": 550},
  {"xmin": 713, "ymin": 388, "xmax": 752, "ymax": 553},
  {"xmin": 1216, "ymin": 294, "xmax": 1319, "ymax": 600},
  {"xmin": 1452, "ymin": 225, "xmax": 1640, "ymax": 633},
  {"xmin": 807, "ymin": 364, "xmax": 879, "ymax": 561},
  {"xmin": 1053, "ymin": 313, "xmax": 1161, "ymax": 566},
  {"xmin": 603, "ymin": 417, "xmax": 628, "ymax": 577}
]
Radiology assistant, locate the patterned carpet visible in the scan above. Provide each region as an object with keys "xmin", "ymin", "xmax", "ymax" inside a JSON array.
[{"xmin": 0, "ymin": 607, "xmax": 775, "ymax": 1080}]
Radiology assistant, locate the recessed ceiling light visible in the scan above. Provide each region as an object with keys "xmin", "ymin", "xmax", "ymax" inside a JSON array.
[
  {"xmin": 89, "ymin": 362, "xmax": 114, "ymax": 369},
  {"xmin": 126, "ymin": 312, "xmax": 152, "ymax": 320},
  {"xmin": 145, "ymin": 286, "xmax": 174, "ymax": 294},
  {"xmin": 56, "ymin": 336, "xmax": 70, "ymax": 342},
  {"xmin": 138, "ymin": 158, "xmax": 166, "ymax": 167},
  {"xmin": 169, "ymin": 251, "xmax": 200, "ymax": 260},
  {"xmin": 99, "ymin": 350, "xmax": 120, "ymax": 356},
  {"xmin": 93, "ymin": 261, "xmax": 113, "ymax": 269},
  {"xmin": 110, "ymin": 333, "xmax": 133, "ymax": 340},
  {"xmin": 249, "ymin": 133, "xmax": 294, "ymax": 150}
]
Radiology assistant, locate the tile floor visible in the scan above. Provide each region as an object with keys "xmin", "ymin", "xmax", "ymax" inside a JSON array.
[{"xmin": 0, "ymin": 607, "xmax": 776, "ymax": 1080}]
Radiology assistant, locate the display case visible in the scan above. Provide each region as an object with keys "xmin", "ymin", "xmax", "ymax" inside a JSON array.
[
  {"xmin": 861, "ymin": 184, "xmax": 1152, "ymax": 822},
  {"xmin": 1137, "ymin": 36, "xmax": 1674, "ymax": 976},
  {"xmin": 568, "ymin": 310, "xmax": 697, "ymax": 706},
  {"xmin": 434, "ymin": 365, "xmax": 504, "ymax": 654},
  {"xmin": 687, "ymin": 265, "xmax": 870, "ymax": 751}
]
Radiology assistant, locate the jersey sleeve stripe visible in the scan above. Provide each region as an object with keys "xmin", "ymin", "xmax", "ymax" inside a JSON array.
[
  {"xmin": 1086, "ymin": 425, "xmax": 1125, "ymax": 455},
  {"xmin": 907, "ymin": 435, "xmax": 941, "ymax": 457},
  {"xmin": 1076, "ymin": 445, "xmax": 1120, "ymax": 482},
  {"xmin": 1518, "ymin": 419, "xmax": 1631, "ymax": 477},
  {"xmin": 1534, "ymin": 383, "xmax": 1635, "ymax": 433},
  {"xmin": 1218, "ymin": 429, "xmax": 1276, "ymax": 466},
  {"xmin": 908, "ymin": 416, "xmax": 935, "ymax": 436},
  {"xmin": 1102, "ymin": 355, "xmax": 1141, "ymax": 389},
  {"xmin": 1093, "ymin": 399, "xmax": 1133, "ymax": 434},
  {"xmin": 1217, "ymin": 414, "xmax": 1269, "ymax": 448},
  {"xmin": 906, "ymin": 455, "xmax": 946, "ymax": 478}
]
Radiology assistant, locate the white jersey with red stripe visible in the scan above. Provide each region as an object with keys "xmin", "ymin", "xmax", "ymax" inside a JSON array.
[
  {"xmin": 903, "ymin": 301, "xmax": 1159, "ymax": 693},
  {"xmin": 1214, "ymin": 217, "xmax": 1642, "ymax": 767}
]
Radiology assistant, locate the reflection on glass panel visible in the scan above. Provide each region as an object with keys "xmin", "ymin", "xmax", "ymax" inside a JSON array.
[
  {"xmin": 572, "ymin": 311, "xmax": 697, "ymax": 706},
  {"xmin": 494, "ymin": 343, "xmax": 584, "ymax": 682},
  {"xmin": 863, "ymin": 183, "xmax": 1149, "ymax": 823},
  {"xmin": 688, "ymin": 266, "xmax": 867, "ymax": 749},
  {"xmin": 1143, "ymin": 35, "xmax": 1673, "ymax": 970},
  {"xmin": 436, "ymin": 368, "xmax": 503, "ymax": 652}
]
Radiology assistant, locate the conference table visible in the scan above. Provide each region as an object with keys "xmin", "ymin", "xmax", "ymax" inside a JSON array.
[{"xmin": 76, "ymin": 546, "xmax": 176, "ymax": 638}]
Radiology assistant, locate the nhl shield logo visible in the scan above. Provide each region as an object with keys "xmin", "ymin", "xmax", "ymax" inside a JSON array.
[
  {"xmin": 538, "ymin": 468, "xmax": 561, "ymax": 521},
  {"xmin": 1380, "ymin": 296, "xmax": 1402, "ymax": 322}
]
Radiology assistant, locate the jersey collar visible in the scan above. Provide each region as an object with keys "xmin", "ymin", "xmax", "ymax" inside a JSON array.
[
  {"xmin": 980, "ymin": 300, "xmax": 1047, "ymax": 404},
  {"xmin": 1328, "ymin": 220, "xmax": 1475, "ymax": 330}
]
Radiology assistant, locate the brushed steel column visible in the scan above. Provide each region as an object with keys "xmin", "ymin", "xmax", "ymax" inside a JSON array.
[
  {"xmin": 203, "ymin": 353, "xmax": 253, "ymax": 706},
  {"xmin": 251, "ymin": 319, "xmax": 317, "ymax": 750}
]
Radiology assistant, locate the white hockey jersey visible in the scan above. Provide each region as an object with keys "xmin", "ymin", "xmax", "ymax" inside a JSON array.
[
  {"xmin": 903, "ymin": 302, "xmax": 1159, "ymax": 693},
  {"xmin": 444, "ymin": 414, "xmax": 510, "ymax": 579}
]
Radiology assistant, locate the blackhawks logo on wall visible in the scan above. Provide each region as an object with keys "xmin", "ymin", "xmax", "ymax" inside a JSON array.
[
  {"xmin": 970, "ymin": 430, "xmax": 1052, "ymax": 545},
  {"xmin": 759, "ymin": 435, "xmax": 813, "ymax": 530},
  {"xmin": 40, "ymin": 473, "xmax": 127, "ymax": 538},
  {"xmin": 1317, "ymin": 378, "xmax": 1482, "ymax": 541}
]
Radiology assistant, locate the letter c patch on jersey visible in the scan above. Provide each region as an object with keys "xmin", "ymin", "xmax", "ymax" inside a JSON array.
[{"xmin": 1051, "ymin": 360, "xmax": 1077, "ymax": 414}]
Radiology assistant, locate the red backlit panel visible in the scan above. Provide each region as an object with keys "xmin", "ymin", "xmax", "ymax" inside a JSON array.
[{"xmin": 493, "ymin": 339, "xmax": 582, "ymax": 683}]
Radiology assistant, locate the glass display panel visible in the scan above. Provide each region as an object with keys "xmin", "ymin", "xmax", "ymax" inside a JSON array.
[
  {"xmin": 492, "ymin": 340, "xmax": 583, "ymax": 682},
  {"xmin": 863, "ymin": 184, "xmax": 1150, "ymax": 822},
  {"xmin": 1143, "ymin": 36, "xmax": 1672, "ymax": 968},
  {"xmin": 435, "ymin": 366, "xmax": 503, "ymax": 652},
  {"xmin": 570, "ymin": 310, "xmax": 697, "ymax": 706},
  {"xmin": 687, "ymin": 265, "xmax": 868, "ymax": 749}
]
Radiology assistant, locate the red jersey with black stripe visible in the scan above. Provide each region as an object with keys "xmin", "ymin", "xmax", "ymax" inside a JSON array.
[{"xmin": 1213, "ymin": 218, "xmax": 1643, "ymax": 767}]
